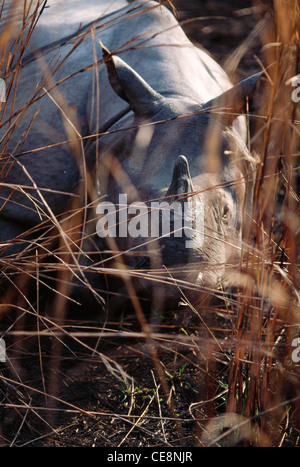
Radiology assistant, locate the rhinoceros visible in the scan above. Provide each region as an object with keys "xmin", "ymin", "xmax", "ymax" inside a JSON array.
[{"xmin": 0, "ymin": 0, "xmax": 260, "ymax": 315}]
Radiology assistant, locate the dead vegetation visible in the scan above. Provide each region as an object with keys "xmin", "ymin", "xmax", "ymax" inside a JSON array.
[{"xmin": 0, "ymin": 0, "xmax": 299, "ymax": 447}]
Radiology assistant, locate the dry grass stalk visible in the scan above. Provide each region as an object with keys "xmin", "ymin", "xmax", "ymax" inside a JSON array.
[{"xmin": 0, "ymin": 0, "xmax": 299, "ymax": 447}]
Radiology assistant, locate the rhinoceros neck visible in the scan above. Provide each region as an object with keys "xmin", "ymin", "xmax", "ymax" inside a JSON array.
[
  {"xmin": 96, "ymin": 2, "xmax": 232, "ymax": 102},
  {"xmin": 92, "ymin": 1, "xmax": 232, "ymax": 133}
]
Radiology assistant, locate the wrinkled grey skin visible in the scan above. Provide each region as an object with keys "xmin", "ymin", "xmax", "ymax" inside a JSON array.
[{"xmin": 0, "ymin": 0, "xmax": 259, "ymax": 311}]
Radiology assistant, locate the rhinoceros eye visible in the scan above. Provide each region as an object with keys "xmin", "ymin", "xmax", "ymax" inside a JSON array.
[{"xmin": 222, "ymin": 204, "xmax": 230, "ymax": 219}]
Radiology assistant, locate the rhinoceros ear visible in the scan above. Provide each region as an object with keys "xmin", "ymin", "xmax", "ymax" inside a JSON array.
[
  {"xmin": 101, "ymin": 43, "xmax": 163, "ymax": 118},
  {"xmin": 204, "ymin": 71, "xmax": 263, "ymax": 124}
]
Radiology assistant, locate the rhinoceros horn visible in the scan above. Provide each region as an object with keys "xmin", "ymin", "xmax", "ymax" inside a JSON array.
[
  {"xmin": 166, "ymin": 155, "xmax": 194, "ymax": 199},
  {"xmin": 101, "ymin": 43, "xmax": 163, "ymax": 118}
]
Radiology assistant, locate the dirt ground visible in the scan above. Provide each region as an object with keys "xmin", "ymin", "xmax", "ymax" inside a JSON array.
[
  {"xmin": 1, "ymin": 0, "xmax": 292, "ymax": 449},
  {"xmin": 170, "ymin": 0, "xmax": 265, "ymax": 77}
]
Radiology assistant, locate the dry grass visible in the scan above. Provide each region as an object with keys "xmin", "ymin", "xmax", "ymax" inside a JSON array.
[{"xmin": 0, "ymin": 0, "xmax": 299, "ymax": 447}]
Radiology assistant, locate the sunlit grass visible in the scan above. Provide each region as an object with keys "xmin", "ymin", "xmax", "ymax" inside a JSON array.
[{"xmin": 0, "ymin": 0, "xmax": 299, "ymax": 447}]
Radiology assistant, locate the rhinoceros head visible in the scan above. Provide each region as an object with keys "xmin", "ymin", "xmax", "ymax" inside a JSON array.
[{"xmin": 97, "ymin": 46, "xmax": 261, "ymax": 303}]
